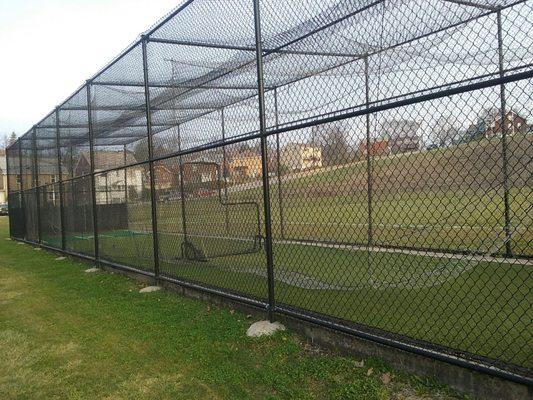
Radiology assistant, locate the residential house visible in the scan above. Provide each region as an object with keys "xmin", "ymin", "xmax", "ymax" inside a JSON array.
[
  {"xmin": 358, "ymin": 139, "xmax": 390, "ymax": 157},
  {"xmin": 280, "ymin": 143, "xmax": 323, "ymax": 172},
  {"xmin": 228, "ymin": 150, "xmax": 262, "ymax": 179},
  {"xmin": 37, "ymin": 157, "xmax": 62, "ymax": 187},
  {"xmin": 383, "ymin": 119, "xmax": 421, "ymax": 154},
  {"xmin": 75, "ymin": 151, "xmax": 144, "ymax": 204},
  {"xmin": 182, "ymin": 152, "xmax": 225, "ymax": 184},
  {"xmin": 462, "ymin": 108, "xmax": 530, "ymax": 143},
  {"xmin": 17, "ymin": 156, "xmax": 62, "ymax": 190},
  {"xmin": 151, "ymin": 165, "xmax": 176, "ymax": 191},
  {"xmin": 484, "ymin": 110, "xmax": 529, "ymax": 138},
  {"xmin": 183, "ymin": 162, "xmax": 218, "ymax": 184}
]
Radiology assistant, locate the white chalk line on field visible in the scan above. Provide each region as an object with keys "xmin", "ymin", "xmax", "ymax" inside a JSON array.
[
  {"xmin": 156, "ymin": 219, "xmax": 528, "ymax": 233},
  {"xmin": 138, "ymin": 201, "xmax": 533, "ymax": 290},
  {"xmin": 222, "ymin": 257, "xmax": 473, "ymax": 290},
  {"xmin": 153, "ymin": 230, "xmax": 531, "ymax": 266},
  {"xmin": 153, "ymin": 229, "xmax": 531, "ymax": 290}
]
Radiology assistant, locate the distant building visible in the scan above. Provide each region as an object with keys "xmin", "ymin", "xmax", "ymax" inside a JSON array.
[
  {"xmin": 75, "ymin": 151, "xmax": 138, "ymax": 176},
  {"xmin": 229, "ymin": 150, "xmax": 262, "ymax": 179},
  {"xmin": 15, "ymin": 155, "xmax": 63, "ymax": 191},
  {"xmin": 75, "ymin": 151, "xmax": 143, "ymax": 204},
  {"xmin": 358, "ymin": 140, "xmax": 390, "ymax": 157},
  {"xmin": 182, "ymin": 162, "xmax": 218, "ymax": 185},
  {"xmin": 382, "ymin": 119, "xmax": 421, "ymax": 154},
  {"xmin": 461, "ymin": 108, "xmax": 530, "ymax": 143},
  {"xmin": 281, "ymin": 143, "xmax": 323, "ymax": 171},
  {"xmin": 484, "ymin": 110, "xmax": 529, "ymax": 138},
  {"xmin": 37, "ymin": 157, "xmax": 63, "ymax": 187},
  {"xmin": 390, "ymin": 135, "xmax": 421, "ymax": 154},
  {"xmin": 149, "ymin": 164, "xmax": 176, "ymax": 191}
]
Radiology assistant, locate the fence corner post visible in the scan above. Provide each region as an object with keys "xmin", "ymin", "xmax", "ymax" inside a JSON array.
[
  {"xmin": 32, "ymin": 126, "xmax": 42, "ymax": 244},
  {"xmin": 141, "ymin": 35, "xmax": 161, "ymax": 280},
  {"xmin": 55, "ymin": 106, "xmax": 66, "ymax": 250},
  {"xmin": 252, "ymin": 0, "xmax": 276, "ymax": 322},
  {"xmin": 496, "ymin": 10, "xmax": 512, "ymax": 257},
  {"xmin": 86, "ymin": 80, "xmax": 100, "ymax": 265}
]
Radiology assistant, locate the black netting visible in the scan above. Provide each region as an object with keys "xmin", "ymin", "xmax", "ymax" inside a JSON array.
[
  {"xmin": 95, "ymin": 164, "xmax": 155, "ymax": 271},
  {"xmin": 22, "ymin": 189, "xmax": 38, "ymax": 242},
  {"xmin": 39, "ymin": 183, "xmax": 62, "ymax": 248},
  {"xmin": 58, "ymin": 87, "xmax": 91, "ymax": 180},
  {"xmin": 62, "ymin": 177, "xmax": 94, "ymax": 256},
  {"xmin": 7, "ymin": 191, "xmax": 24, "ymax": 238}
]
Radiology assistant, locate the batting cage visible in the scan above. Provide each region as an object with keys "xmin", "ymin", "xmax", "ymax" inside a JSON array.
[{"xmin": 5, "ymin": 0, "xmax": 533, "ymax": 386}]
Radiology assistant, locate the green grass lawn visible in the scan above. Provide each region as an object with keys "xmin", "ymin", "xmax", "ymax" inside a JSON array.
[
  {"xmin": 200, "ymin": 134, "xmax": 532, "ymax": 256},
  {"xmin": 0, "ymin": 217, "xmax": 468, "ymax": 400}
]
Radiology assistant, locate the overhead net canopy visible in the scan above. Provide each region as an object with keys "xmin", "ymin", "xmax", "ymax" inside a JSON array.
[{"xmin": 18, "ymin": 0, "xmax": 531, "ymax": 160}]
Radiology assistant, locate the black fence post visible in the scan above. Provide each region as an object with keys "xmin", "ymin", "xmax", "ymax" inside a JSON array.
[
  {"xmin": 176, "ymin": 126, "xmax": 189, "ymax": 252},
  {"xmin": 5, "ymin": 143, "xmax": 16, "ymax": 238},
  {"xmin": 253, "ymin": 0, "xmax": 276, "ymax": 322},
  {"xmin": 32, "ymin": 126, "xmax": 42, "ymax": 244},
  {"xmin": 220, "ymin": 108, "xmax": 230, "ymax": 234},
  {"xmin": 497, "ymin": 11, "xmax": 512, "ymax": 257},
  {"xmin": 141, "ymin": 36, "xmax": 161, "ymax": 279},
  {"xmin": 86, "ymin": 81, "xmax": 100, "ymax": 264},
  {"xmin": 364, "ymin": 55, "xmax": 374, "ymax": 247},
  {"xmin": 123, "ymin": 145, "xmax": 128, "ymax": 201},
  {"xmin": 69, "ymin": 145, "xmax": 74, "ymax": 178},
  {"xmin": 55, "ymin": 107, "xmax": 66, "ymax": 250},
  {"xmin": 273, "ymin": 87, "xmax": 285, "ymax": 239},
  {"xmin": 69, "ymin": 145, "xmax": 76, "ymax": 229}
]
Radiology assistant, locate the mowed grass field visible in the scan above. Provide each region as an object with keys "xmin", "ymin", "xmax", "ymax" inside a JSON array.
[{"xmin": 1, "ymin": 217, "xmax": 470, "ymax": 400}]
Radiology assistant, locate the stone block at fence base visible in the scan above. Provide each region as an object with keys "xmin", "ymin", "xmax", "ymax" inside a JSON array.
[
  {"xmin": 85, "ymin": 267, "xmax": 100, "ymax": 273},
  {"xmin": 139, "ymin": 286, "xmax": 161, "ymax": 293},
  {"xmin": 246, "ymin": 321, "xmax": 285, "ymax": 337}
]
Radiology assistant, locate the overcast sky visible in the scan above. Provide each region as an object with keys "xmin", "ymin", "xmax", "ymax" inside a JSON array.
[{"xmin": 0, "ymin": 0, "xmax": 181, "ymax": 138}]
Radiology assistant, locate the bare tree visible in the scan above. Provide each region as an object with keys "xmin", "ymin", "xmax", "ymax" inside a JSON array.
[
  {"xmin": 1, "ymin": 132, "xmax": 17, "ymax": 150},
  {"xmin": 311, "ymin": 124, "xmax": 352, "ymax": 166},
  {"xmin": 433, "ymin": 115, "xmax": 459, "ymax": 148}
]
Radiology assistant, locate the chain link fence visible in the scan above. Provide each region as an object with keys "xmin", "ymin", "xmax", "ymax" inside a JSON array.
[{"xmin": 6, "ymin": 0, "xmax": 532, "ymax": 385}]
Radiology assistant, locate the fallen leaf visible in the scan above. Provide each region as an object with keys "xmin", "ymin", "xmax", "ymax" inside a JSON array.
[
  {"xmin": 381, "ymin": 372, "xmax": 392, "ymax": 384},
  {"xmin": 354, "ymin": 360, "xmax": 365, "ymax": 368},
  {"xmin": 366, "ymin": 368, "xmax": 373, "ymax": 376}
]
